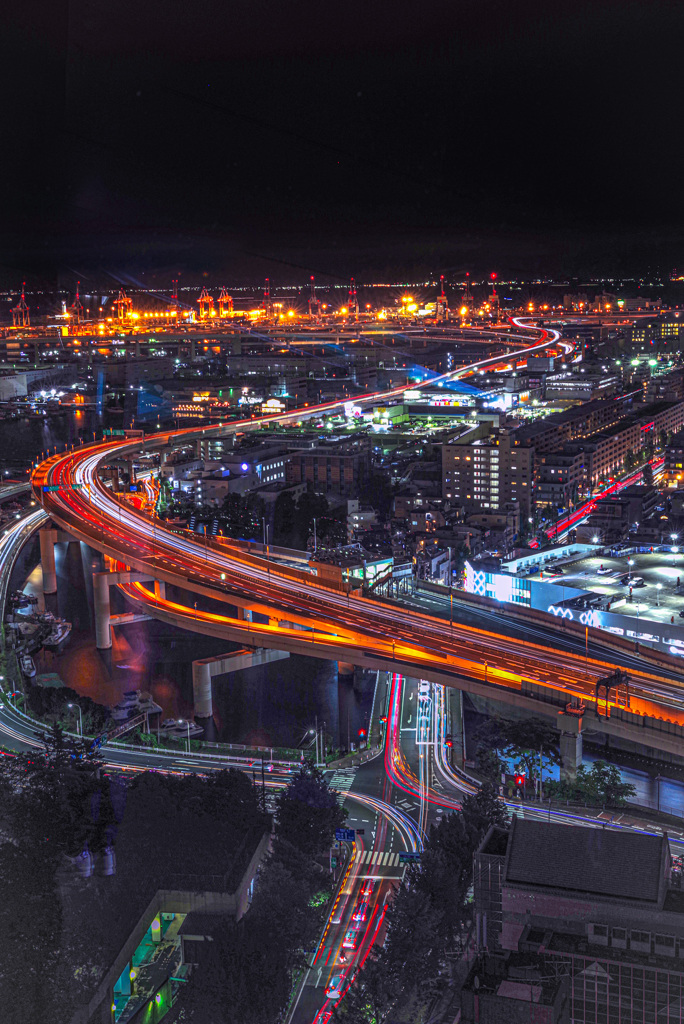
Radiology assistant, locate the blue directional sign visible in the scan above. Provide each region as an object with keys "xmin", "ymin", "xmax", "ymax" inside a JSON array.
[
  {"xmin": 398, "ymin": 851, "xmax": 421, "ymax": 864},
  {"xmin": 335, "ymin": 828, "xmax": 356, "ymax": 842}
]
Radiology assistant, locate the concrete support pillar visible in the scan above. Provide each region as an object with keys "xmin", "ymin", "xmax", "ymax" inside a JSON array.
[
  {"xmin": 135, "ymin": 339, "xmax": 141, "ymax": 358},
  {"xmin": 154, "ymin": 580, "xmax": 166, "ymax": 601},
  {"xmin": 39, "ymin": 528, "xmax": 57, "ymax": 594},
  {"xmin": 190, "ymin": 339, "xmax": 196, "ymax": 361},
  {"xmin": 192, "ymin": 661, "xmax": 213, "ymax": 718},
  {"xmin": 237, "ymin": 606, "xmax": 252, "ymax": 621},
  {"xmin": 93, "ymin": 572, "xmax": 112, "ymax": 650},
  {"xmin": 560, "ymin": 729, "xmax": 583, "ymax": 781},
  {"xmin": 337, "ymin": 661, "xmax": 355, "ymax": 676},
  {"xmin": 192, "ymin": 648, "xmax": 289, "ymax": 719}
]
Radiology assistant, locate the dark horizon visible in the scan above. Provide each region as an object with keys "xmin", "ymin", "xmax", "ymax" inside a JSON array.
[{"xmin": 3, "ymin": 0, "xmax": 684, "ymax": 287}]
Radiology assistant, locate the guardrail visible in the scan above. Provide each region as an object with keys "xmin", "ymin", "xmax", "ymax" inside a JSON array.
[{"xmin": 415, "ymin": 579, "xmax": 684, "ymax": 676}]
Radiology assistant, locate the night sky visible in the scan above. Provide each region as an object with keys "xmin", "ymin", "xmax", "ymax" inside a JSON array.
[{"xmin": 3, "ymin": 0, "xmax": 684, "ymax": 286}]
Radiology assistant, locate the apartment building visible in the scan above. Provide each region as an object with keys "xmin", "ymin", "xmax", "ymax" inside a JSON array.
[
  {"xmin": 517, "ymin": 396, "xmax": 635, "ymax": 455},
  {"xmin": 442, "ymin": 428, "xmax": 534, "ymax": 516},
  {"xmin": 536, "ymin": 449, "xmax": 585, "ymax": 508}
]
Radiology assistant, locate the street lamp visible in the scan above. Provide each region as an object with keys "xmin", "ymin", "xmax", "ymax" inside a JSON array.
[
  {"xmin": 67, "ymin": 702, "xmax": 83, "ymax": 736},
  {"xmin": 656, "ymin": 582, "xmax": 662, "ymax": 607},
  {"xmin": 177, "ymin": 718, "xmax": 191, "ymax": 753},
  {"xmin": 628, "ymin": 558, "xmax": 634, "ymax": 583}
]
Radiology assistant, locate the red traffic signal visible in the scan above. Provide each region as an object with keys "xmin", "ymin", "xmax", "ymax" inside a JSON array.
[
  {"xmin": 444, "ymin": 732, "xmax": 453, "ymax": 748},
  {"xmin": 358, "ymin": 729, "xmax": 366, "ymax": 738},
  {"xmin": 514, "ymin": 774, "xmax": 526, "ymax": 788}
]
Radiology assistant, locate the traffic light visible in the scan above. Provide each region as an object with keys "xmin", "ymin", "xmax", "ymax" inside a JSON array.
[
  {"xmin": 358, "ymin": 729, "xmax": 366, "ymax": 740},
  {"xmin": 444, "ymin": 733, "xmax": 453, "ymax": 748},
  {"xmin": 514, "ymin": 774, "xmax": 526, "ymax": 788}
]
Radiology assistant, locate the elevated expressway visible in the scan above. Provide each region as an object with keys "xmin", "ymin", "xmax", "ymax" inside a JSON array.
[{"xmin": 32, "ymin": 319, "xmax": 684, "ymax": 767}]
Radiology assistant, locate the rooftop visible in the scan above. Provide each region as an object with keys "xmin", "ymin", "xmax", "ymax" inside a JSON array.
[{"xmin": 505, "ymin": 817, "xmax": 666, "ymax": 903}]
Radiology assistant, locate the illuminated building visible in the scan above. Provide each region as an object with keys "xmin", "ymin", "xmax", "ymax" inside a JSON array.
[{"xmin": 442, "ymin": 427, "xmax": 534, "ymax": 516}]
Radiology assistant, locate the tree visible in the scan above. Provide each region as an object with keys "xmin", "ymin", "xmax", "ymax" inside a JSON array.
[
  {"xmin": 273, "ymin": 490, "xmax": 297, "ymax": 546},
  {"xmin": 296, "ymin": 488, "xmax": 330, "ymax": 550},
  {"xmin": 274, "ymin": 763, "xmax": 346, "ymax": 859},
  {"xmin": 221, "ymin": 492, "xmax": 264, "ymax": 540},
  {"xmin": 546, "ymin": 759, "xmax": 636, "ymax": 807},
  {"xmin": 316, "ymin": 512, "xmax": 348, "ymax": 549},
  {"xmin": 474, "ymin": 744, "xmax": 506, "ymax": 783},
  {"xmin": 0, "ymin": 724, "xmax": 116, "ymax": 1023},
  {"xmin": 590, "ymin": 760, "xmax": 636, "ymax": 804},
  {"xmin": 475, "ymin": 716, "xmax": 560, "ymax": 783},
  {"xmin": 461, "ymin": 781, "xmax": 509, "ymax": 842}
]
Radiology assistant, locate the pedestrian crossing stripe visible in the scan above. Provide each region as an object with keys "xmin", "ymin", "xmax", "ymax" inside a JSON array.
[
  {"xmin": 356, "ymin": 850, "xmax": 403, "ymax": 867},
  {"xmin": 328, "ymin": 768, "xmax": 357, "ymax": 804}
]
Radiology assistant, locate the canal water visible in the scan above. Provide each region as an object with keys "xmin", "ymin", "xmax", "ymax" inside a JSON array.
[{"xmin": 7, "ymin": 409, "xmax": 374, "ymax": 751}]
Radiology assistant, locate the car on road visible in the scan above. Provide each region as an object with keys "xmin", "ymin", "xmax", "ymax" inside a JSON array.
[
  {"xmin": 353, "ymin": 898, "xmax": 370, "ymax": 922},
  {"xmin": 326, "ymin": 973, "xmax": 346, "ymax": 1000},
  {"xmin": 545, "ymin": 566, "xmax": 563, "ymax": 575},
  {"xmin": 343, "ymin": 926, "xmax": 360, "ymax": 949},
  {"xmin": 596, "ymin": 566, "xmax": 612, "ymax": 575}
]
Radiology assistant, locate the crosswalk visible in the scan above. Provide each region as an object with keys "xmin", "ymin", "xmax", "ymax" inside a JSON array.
[
  {"xmin": 356, "ymin": 850, "xmax": 403, "ymax": 867},
  {"xmin": 327, "ymin": 767, "xmax": 357, "ymax": 803}
]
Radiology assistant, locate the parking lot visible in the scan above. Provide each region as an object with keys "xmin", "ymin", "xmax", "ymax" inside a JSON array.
[{"xmin": 546, "ymin": 549, "xmax": 684, "ymax": 627}]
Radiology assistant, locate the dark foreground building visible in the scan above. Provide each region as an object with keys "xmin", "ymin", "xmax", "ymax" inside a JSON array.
[{"xmin": 473, "ymin": 816, "xmax": 684, "ymax": 1023}]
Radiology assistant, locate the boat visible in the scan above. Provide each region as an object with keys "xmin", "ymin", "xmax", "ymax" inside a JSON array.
[
  {"xmin": 116, "ymin": 689, "xmax": 142, "ymax": 707},
  {"xmin": 20, "ymin": 654, "xmax": 36, "ymax": 679},
  {"xmin": 43, "ymin": 621, "xmax": 72, "ymax": 647},
  {"xmin": 137, "ymin": 695, "xmax": 162, "ymax": 713},
  {"xmin": 110, "ymin": 692, "xmax": 162, "ymax": 720},
  {"xmin": 10, "ymin": 591, "xmax": 38, "ymax": 608}
]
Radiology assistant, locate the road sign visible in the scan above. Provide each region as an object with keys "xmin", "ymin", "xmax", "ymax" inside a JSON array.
[
  {"xmin": 335, "ymin": 828, "xmax": 356, "ymax": 842},
  {"xmin": 104, "ymin": 429, "xmax": 126, "ymax": 437},
  {"xmin": 398, "ymin": 851, "xmax": 421, "ymax": 864}
]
